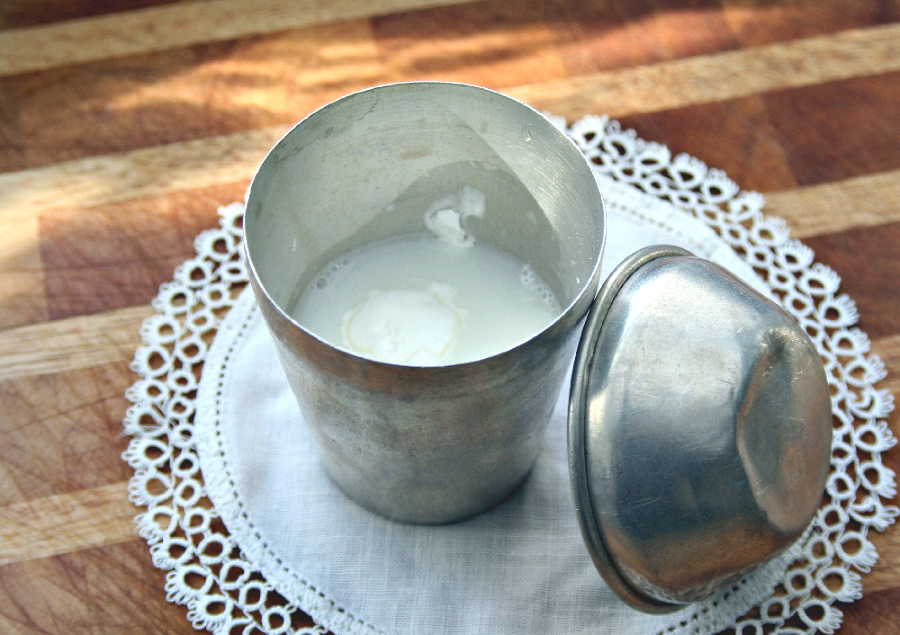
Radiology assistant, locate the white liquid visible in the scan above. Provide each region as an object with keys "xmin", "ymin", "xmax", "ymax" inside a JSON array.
[{"xmin": 292, "ymin": 233, "xmax": 562, "ymax": 366}]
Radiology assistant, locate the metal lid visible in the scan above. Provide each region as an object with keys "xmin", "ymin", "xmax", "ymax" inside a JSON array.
[{"xmin": 568, "ymin": 245, "xmax": 833, "ymax": 613}]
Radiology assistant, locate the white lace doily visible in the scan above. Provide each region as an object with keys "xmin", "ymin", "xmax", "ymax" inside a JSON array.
[{"xmin": 123, "ymin": 115, "xmax": 897, "ymax": 635}]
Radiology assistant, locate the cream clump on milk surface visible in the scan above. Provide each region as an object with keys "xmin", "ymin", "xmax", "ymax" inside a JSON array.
[{"xmin": 291, "ymin": 186, "xmax": 562, "ymax": 366}]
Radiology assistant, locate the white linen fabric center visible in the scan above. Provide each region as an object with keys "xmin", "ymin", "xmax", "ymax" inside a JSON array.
[{"xmin": 123, "ymin": 115, "xmax": 897, "ymax": 635}]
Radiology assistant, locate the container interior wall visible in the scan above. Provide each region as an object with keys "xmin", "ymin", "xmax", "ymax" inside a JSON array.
[{"xmin": 244, "ymin": 84, "xmax": 604, "ymax": 319}]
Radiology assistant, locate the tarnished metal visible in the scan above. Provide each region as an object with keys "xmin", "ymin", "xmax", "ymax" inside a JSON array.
[
  {"xmin": 569, "ymin": 245, "xmax": 833, "ymax": 612},
  {"xmin": 244, "ymin": 82, "xmax": 606, "ymax": 524}
]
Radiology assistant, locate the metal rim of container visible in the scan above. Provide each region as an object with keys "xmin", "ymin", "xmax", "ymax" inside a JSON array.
[{"xmin": 567, "ymin": 244, "xmax": 693, "ymax": 614}]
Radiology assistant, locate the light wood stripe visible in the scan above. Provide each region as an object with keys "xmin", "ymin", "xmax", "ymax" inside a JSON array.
[
  {"xmin": 507, "ymin": 23, "xmax": 900, "ymax": 117},
  {"xmin": 0, "ymin": 128, "xmax": 286, "ymax": 219},
  {"xmin": 0, "ymin": 0, "xmax": 479, "ymax": 77},
  {"xmin": 2, "ymin": 25, "xmax": 898, "ymax": 220},
  {"xmin": 766, "ymin": 170, "xmax": 900, "ymax": 239},
  {"xmin": 0, "ymin": 483, "xmax": 138, "ymax": 566},
  {"xmin": 0, "ymin": 305, "xmax": 152, "ymax": 380}
]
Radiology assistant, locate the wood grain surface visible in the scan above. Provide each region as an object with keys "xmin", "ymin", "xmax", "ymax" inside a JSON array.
[{"xmin": 1, "ymin": 1, "xmax": 898, "ymax": 633}]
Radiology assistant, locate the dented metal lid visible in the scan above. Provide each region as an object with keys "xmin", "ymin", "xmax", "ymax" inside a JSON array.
[{"xmin": 568, "ymin": 245, "xmax": 833, "ymax": 613}]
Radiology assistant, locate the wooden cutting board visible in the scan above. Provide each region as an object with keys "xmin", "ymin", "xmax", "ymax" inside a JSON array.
[{"xmin": 1, "ymin": 1, "xmax": 898, "ymax": 632}]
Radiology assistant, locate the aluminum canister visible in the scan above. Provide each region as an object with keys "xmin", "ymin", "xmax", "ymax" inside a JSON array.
[{"xmin": 244, "ymin": 82, "xmax": 606, "ymax": 524}]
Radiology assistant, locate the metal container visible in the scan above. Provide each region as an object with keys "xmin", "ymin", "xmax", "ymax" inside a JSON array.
[
  {"xmin": 569, "ymin": 245, "xmax": 833, "ymax": 612},
  {"xmin": 244, "ymin": 82, "xmax": 606, "ymax": 524}
]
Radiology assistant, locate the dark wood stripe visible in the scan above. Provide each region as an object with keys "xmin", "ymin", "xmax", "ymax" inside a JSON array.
[
  {"xmin": 3, "ymin": 14, "xmax": 896, "ymax": 174},
  {"xmin": 617, "ymin": 95, "xmax": 798, "ymax": 193},
  {"xmin": 39, "ymin": 183, "xmax": 240, "ymax": 320},
  {"xmin": 803, "ymin": 222, "xmax": 900, "ymax": 340},
  {"xmin": 0, "ymin": 0, "xmax": 182, "ymax": 30},
  {"xmin": 840, "ymin": 585, "xmax": 900, "ymax": 631},
  {"xmin": 763, "ymin": 70, "xmax": 900, "ymax": 186},
  {"xmin": 720, "ymin": 0, "xmax": 900, "ymax": 47}
]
